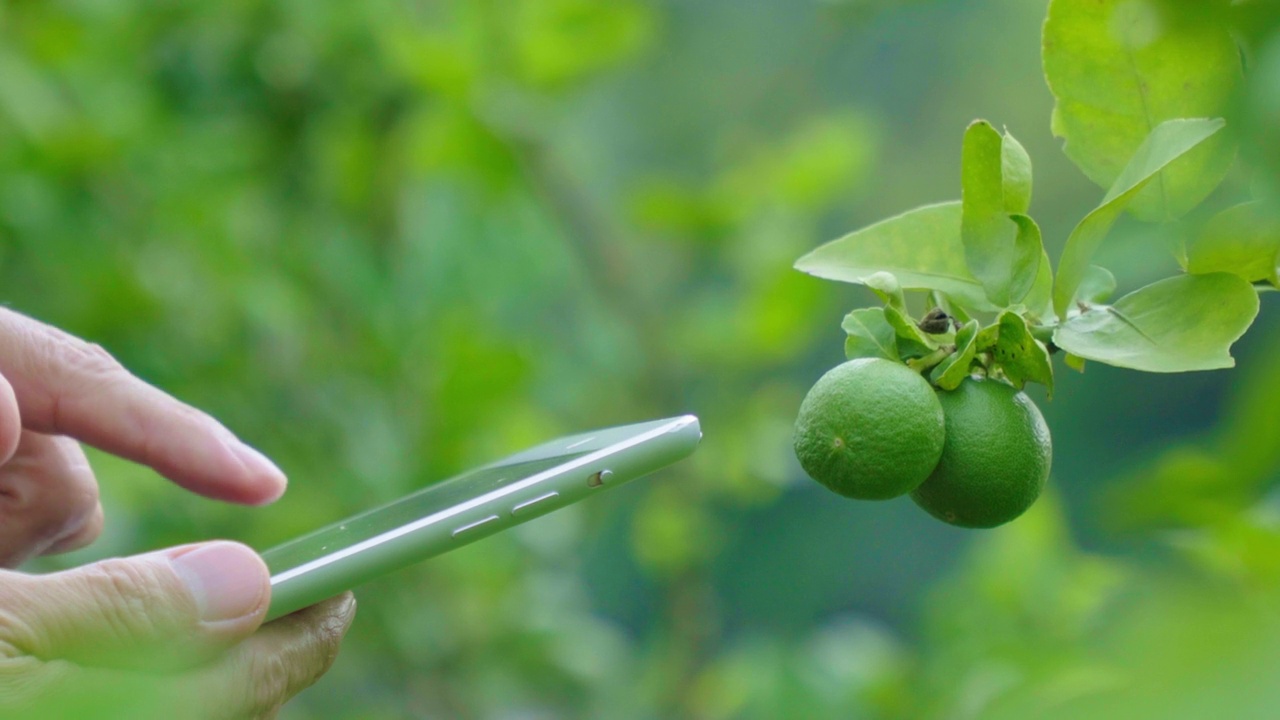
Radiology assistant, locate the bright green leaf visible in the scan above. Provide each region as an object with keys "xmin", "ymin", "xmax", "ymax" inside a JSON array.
[
  {"xmin": 1077, "ymin": 265, "xmax": 1117, "ymax": 304},
  {"xmin": 931, "ymin": 320, "xmax": 979, "ymax": 390},
  {"xmin": 1002, "ymin": 130, "xmax": 1033, "ymax": 215},
  {"xmin": 885, "ymin": 305, "xmax": 937, "ymax": 359},
  {"xmin": 962, "ymin": 120, "xmax": 1021, "ymax": 307},
  {"xmin": 1043, "ymin": 0, "xmax": 1241, "ymax": 221},
  {"xmin": 1184, "ymin": 201, "xmax": 1280, "ymax": 285},
  {"xmin": 1052, "ymin": 273, "xmax": 1259, "ymax": 372},
  {"xmin": 1008, "ymin": 214, "xmax": 1044, "ymax": 304},
  {"xmin": 1065, "ymin": 352, "xmax": 1087, "ymax": 372},
  {"xmin": 794, "ymin": 202, "xmax": 996, "ymax": 311},
  {"xmin": 1053, "ymin": 118, "xmax": 1226, "ymax": 318},
  {"xmin": 842, "ymin": 307, "xmax": 899, "ymax": 361},
  {"xmin": 1023, "ymin": 247, "xmax": 1056, "ymax": 323},
  {"xmin": 990, "ymin": 311, "xmax": 1055, "ymax": 396}
]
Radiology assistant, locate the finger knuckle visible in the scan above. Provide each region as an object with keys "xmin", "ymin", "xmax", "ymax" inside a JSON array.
[
  {"xmin": 81, "ymin": 559, "xmax": 174, "ymax": 638},
  {"xmin": 62, "ymin": 340, "xmax": 124, "ymax": 380},
  {"xmin": 245, "ymin": 652, "xmax": 291, "ymax": 715}
]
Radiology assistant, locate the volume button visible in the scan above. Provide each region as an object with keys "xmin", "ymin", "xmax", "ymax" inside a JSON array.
[
  {"xmin": 452, "ymin": 515, "xmax": 501, "ymax": 537},
  {"xmin": 511, "ymin": 492, "xmax": 560, "ymax": 517}
]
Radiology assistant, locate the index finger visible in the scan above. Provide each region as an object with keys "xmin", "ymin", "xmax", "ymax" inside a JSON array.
[{"xmin": 0, "ymin": 309, "xmax": 286, "ymax": 506}]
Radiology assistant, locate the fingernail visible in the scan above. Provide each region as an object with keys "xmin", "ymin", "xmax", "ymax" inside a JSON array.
[
  {"xmin": 228, "ymin": 442, "xmax": 288, "ymax": 504},
  {"xmin": 169, "ymin": 542, "xmax": 269, "ymax": 623}
]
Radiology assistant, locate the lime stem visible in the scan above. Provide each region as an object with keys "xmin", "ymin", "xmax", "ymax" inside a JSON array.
[{"xmin": 908, "ymin": 346, "xmax": 953, "ymax": 374}]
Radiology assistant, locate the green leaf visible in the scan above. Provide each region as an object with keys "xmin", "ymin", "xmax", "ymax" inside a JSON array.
[
  {"xmin": 990, "ymin": 311, "xmax": 1055, "ymax": 396},
  {"xmin": 842, "ymin": 307, "xmax": 899, "ymax": 361},
  {"xmin": 1023, "ymin": 247, "xmax": 1056, "ymax": 323},
  {"xmin": 931, "ymin": 320, "xmax": 979, "ymax": 391},
  {"xmin": 1052, "ymin": 118, "xmax": 1226, "ymax": 318},
  {"xmin": 1052, "ymin": 273, "xmax": 1259, "ymax": 372},
  {"xmin": 1065, "ymin": 352, "xmax": 1087, "ymax": 372},
  {"xmin": 1002, "ymin": 130, "xmax": 1033, "ymax": 215},
  {"xmin": 1043, "ymin": 0, "xmax": 1241, "ymax": 221},
  {"xmin": 1077, "ymin": 265, "xmax": 1117, "ymax": 304},
  {"xmin": 884, "ymin": 305, "xmax": 937, "ymax": 359},
  {"xmin": 1184, "ymin": 201, "xmax": 1280, "ymax": 285},
  {"xmin": 961, "ymin": 121, "xmax": 1022, "ymax": 307},
  {"xmin": 1008, "ymin": 214, "xmax": 1044, "ymax": 305},
  {"xmin": 795, "ymin": 202, "xmax": 997, "ymax": 311},
  {"xmin": 861, "ymin": 270, "xmax": 908, "ymax": 311}
]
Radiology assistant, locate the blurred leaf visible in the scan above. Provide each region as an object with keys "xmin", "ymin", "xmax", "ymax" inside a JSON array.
[
  {"xmin": 795, "ymin": 202, "xmax": 997, "ymax": 312},
  {"xmin": 1077, "ymin": 265, "xmax": 1118, "ymax": 304},
  {"xmin": 1184, "ymin": 201, "xmax": 1280, "ymax": 285},
  {"xmin": 1052, "ymin": 272, "xmax": 1259, "ymax": 372},
  {"xmin": 1043, "ymin": 0, "xmax": 1240, "ymax": 221},
  {"xmin": 1052, "ymin": 118, "xmax": 1226, "ymax": 318}
]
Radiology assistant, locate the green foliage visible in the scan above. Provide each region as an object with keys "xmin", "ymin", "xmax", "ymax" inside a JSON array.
[
  {"xmin": 1043, "ymin": 0, "xmax": 1241, "ymax": 221},
  {"xmin": 1052, "ymin": 273, "xmax": 1259, "ymax": 372},
  {"xmin": 1052, "ymin": 118, "xmax": 1225, "ymax": 317},
  {"xmin": 4, "ymin": 0, "xmax": 1280, "ymax": 717}
]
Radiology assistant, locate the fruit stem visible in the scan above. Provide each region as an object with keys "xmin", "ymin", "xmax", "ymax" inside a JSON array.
[{"xmin": 908, "ymin": 346, "xmax": 953, "ymax": 374}]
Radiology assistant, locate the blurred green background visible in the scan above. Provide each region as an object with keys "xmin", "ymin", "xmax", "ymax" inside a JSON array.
[{"xmin": 3, "ymin": 0, "xmax": 1280, "ymax": 717}]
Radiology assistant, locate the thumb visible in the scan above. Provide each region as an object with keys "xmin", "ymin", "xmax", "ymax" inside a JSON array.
[{"xmin": 0, "ymin": 541, "xmax": 270, "ymax": 670}]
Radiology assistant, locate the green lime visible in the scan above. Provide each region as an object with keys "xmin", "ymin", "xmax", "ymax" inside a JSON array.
[
  {"xmin": 793, "ymin": 358, "xmax": 946, "ymax": 500},
  {"xmin": 909, "ymin": 377, "xmax": 1051, "ymax": 528}
]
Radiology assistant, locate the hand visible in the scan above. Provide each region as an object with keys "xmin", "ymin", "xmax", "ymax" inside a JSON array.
[
  {"xmin": 0, "ymin": 307, "xmax": 288, "ymax": 566},
  {"xmin": 0, "ymin": 541, "xmax": 356, "ymax": 719},
  {"xmin": 0, "ymin": 308, "xmax": 354, "ymax": 718}
]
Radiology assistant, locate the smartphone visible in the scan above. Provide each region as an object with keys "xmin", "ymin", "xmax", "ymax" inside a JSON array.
[{"xmin": 261, "ymin": 415, "xmax": 701, "ymax": 621}]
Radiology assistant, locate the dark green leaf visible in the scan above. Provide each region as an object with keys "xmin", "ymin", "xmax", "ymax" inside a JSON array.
[
  {"xmin": 1052, "ymin": 273, "xmax": 1259, "ymax": 372},
  {"xmin": 842, "ymin": 307, "xmax": 899, "ymax": 361},
  {"xmin": 1053, "ymin": 118, "xmax": 1226, "ymax": 318},
  {"xmin": 1043, "ymin": 0, "xmax": 1241, "ymax": 221}
]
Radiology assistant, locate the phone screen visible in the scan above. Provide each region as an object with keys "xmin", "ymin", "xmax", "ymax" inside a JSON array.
[{"xmin": 263, "ymin": 452, "xmax": 586, "ymax": 576}]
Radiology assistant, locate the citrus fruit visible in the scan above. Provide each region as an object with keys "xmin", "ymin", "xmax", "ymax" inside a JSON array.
[
  {"xmin": 909, "ymin": 377, "xmax": 1051, "ymax": 528},
  {"xmin": 793, "ymin": 358, "xmax": 946, "ymax": 500}
]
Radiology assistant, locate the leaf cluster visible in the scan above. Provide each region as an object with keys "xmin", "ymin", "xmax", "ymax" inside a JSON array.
[{"xmin": 795, "ymin": 0, "xmax": 1275, "ymax": 387}]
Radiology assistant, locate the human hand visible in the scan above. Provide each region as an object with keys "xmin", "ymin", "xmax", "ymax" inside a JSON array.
[
  {"xmin": 0, "ymin": 541, "xmax": 356, "ymax": 719},
  {"xmin": 0, "ymin": 308, "xmax": 354, "ymax": 717},
  {"xmin": 0, "ymin": 307, "xmax": 288, "ymax": 566}
]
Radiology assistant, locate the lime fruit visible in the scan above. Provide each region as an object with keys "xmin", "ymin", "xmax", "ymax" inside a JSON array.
[
  {"xmin": 793, "ymin": 358, "xmax": 946, "ymax": 500},
  {"xmin": 909, "ymin": 377, "xmax": 1051, "ymax": 528}
]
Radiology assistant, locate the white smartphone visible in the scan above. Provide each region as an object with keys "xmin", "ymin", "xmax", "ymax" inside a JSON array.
[{"xmin": 261, "ymin": 415, "xmax": 701, "ymax": 621}]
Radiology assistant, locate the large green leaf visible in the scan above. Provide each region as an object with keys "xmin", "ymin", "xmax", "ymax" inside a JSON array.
[
  {"xmin": 1183, "ymin": 201, "xmax": 1280, "ymax": 285},
  {"xmin": 960, "ymin": 122, "xmax": 1042, "ymax": 307},
  {"xmin": 794, "ymin": 202, "xmax": 996, "ymax": 311},
  {"xmin": 1043, "ymin": 0, "xmax": 1241, "ymax": 221},
  {"xmin": 1052, "ymin": 118, "xmax": 1225, "ymax": 318},
  {"xmin": 1052, "ymin": 273, "xmax": 1259, "ymax": 372}
]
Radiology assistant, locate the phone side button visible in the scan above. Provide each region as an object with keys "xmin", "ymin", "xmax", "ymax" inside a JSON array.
[
  {"xmin": 452, "ymin": 515, "xmax": 502, "ymax": 537},
  {"xmin": 511, "ymin": 492, "xmax": 560, "ymax": 517}
]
